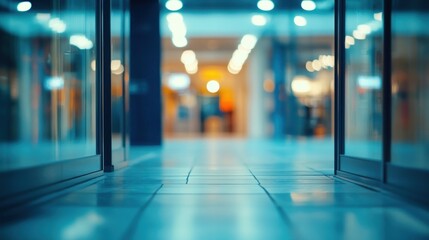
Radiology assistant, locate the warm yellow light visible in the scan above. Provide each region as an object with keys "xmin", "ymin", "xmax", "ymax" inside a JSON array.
[
  {"xmin": 263, "ymin": 79, "xmax": 275, "ymax": 93},
  {"xmin": 353, "ymin": 30, "xmax": 366, "ymax": 40},
  {"xmin": 291, "ymin": 76, "xmax": 311, "ymax": 94},
  {"xmin": 312, "ymin": 60, "xmax": 322, "ymax": 71},
  {"xmin": 306, "ymin": 61, "xmax": 314, "ymax": 72}
]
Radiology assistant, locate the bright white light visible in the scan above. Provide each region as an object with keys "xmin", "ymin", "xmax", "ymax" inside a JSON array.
[
  {"xmin": 17, "ymin": 1, "xmax": 32, "ymax": 12},
  {"xmin": 358, "ymin": 24, "xmax": 371, "ymax": 34},
  {"xmin": 291, "ymin": 76, "xmax": 311, "ymax": 94},
  {"xmin": 257, "ymin": 0, "xmax": 275, "ymax": 11},
  {"xmin": 353, "ymin": 30, "xmax": 366, "ymax": 40},
  {"xmin": 166, "ymin": 12, "xmax": 183, "ymax": 23},
  {"xmin": 232, "ymin": 49, "xmax": 249, "ymax": 65},
  {"xmin": 181, "ymin": 50, "xmax": 196, "ymax": 64},
  {"xmin": 301, "ymin": 0, "xmax": 316, "ymax": 11},
  {"xmin": 312, "ymin": 59, "xmax": 321, "ymax": 71},
  {"xmin": 112, "ymin": 65, "xmax": 124, "ymax": 75},
  {"xmin": 91, "ymin": 60, "xmax": 96, "ymax": 71},
  {"xmin": 70, "ymin": 35, "xmax": 93, "ymax": 50},
  {"xmin": 358, "ymin": 76, "xmax": 382, "ymax": 89},
  {"xmin": 228, "ymin": 64, "xmax": 241, "ymax": 75},
  {"xmin": 241, "ymin": 34, "xmax": 258, "ymax": 50},
  {"xmin": 345, "ymin": 35, "xmax": 355, "ymax": 45},
  {"xmin": 251, "ymin": 15, "xmax": 267, "ymax": 26},
  {"xmin": 172, "ymin": 37, "xmax": 187, "ymax": 48},
  {"xmin": 294, "ymin": 16, "xmax": 307, "ymax": 27},
  {"xmin": 49, "ymin": 18, "xmax": 66, "ymax": 33},
  {"xmin": 206, "ymin": 80, "xmax": 220, "ymax": 93},
  {"xmin": 165, "ymin": 0, "xmax": 183, "ymax": 11},
  {"xmin": 374, "ymin": 12, "xmax": 382, "ymax": 21},
  {"xmin": 306, "ymin": 61, "xmax": 314, "ymax": 72},
  {"xmin": 44, "ymin": 77, "xmax": 64, "ymax": 90},
  {"xmin": 111, "ymin": 60, "xmax": 121, "ymax": 71},
  {"xmin": 167, "ymin": 73, "xmax": 190, "ymax": 90},
  {"xmin": 36, "ymin": 13, "xmax": 51, "ymax": 21},
  {"xmin": 185, "ymin": 62, "xmax": 198, "ymax": 74},
  {"xmin": 168, "ymin": 21, "xmax": 187, "ymax": 36}
]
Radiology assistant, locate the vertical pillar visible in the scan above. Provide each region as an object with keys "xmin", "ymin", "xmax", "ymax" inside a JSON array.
[
  {"xmin": 247, "ymin": 39, "xmax": 269, "ymax": 138},
  {"xmin": 129, "ymin": 0, "xmax": 162, "ymax": 145},
  {"xmin": 272, "ymin": 41, "xmax": 287, "ymax": 138}
]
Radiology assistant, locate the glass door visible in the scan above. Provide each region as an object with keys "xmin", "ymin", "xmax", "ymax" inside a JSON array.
[
  {"xmin": 339, "ymin": 0, "xmax": 384, "ymax": 179},
  {"xmin": 111, "ymin": 0, "xmax": 129, "ymax": 167}
]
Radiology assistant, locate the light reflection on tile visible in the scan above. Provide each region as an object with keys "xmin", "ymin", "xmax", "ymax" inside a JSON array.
[{"xmin": 1, "ymin": 139, "xmax": 428, "ymax": 240}]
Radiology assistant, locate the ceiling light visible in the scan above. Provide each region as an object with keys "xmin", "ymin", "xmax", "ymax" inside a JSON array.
[
  {"xmin": 172, "ymin": 37, "xmax": 187, "ymax": 48},
  {"xmin": 181, "ymin": 50, "xmax": 196, "ymax": 65},
  {"xmin": 294, "ymin": 16, "xmax": 307, "ymax": 27},
  {"xmin": 17, "ymin": 1, "xmax": 32, "ymax": 12},
  {"xmin": 251, "ymin": 15, "xmax": 267, "ymax": 26},
  {"xmin": 241, "ymin": 34, "xmax": 258, "ymax": 50},
  {"xmin": 165, "ymin": 0, "xmax": 183, "ymax": 11},
  {"xmin": 257, "ymin": 0, "xmax": 275, "ymax": 11},
  {"xmin": 301, "ymin": 0, "xmax": 316, "ymax": 11},
  {"xmin": 206, "ymin": 80, "xmax": 220, "ymax": 93}
]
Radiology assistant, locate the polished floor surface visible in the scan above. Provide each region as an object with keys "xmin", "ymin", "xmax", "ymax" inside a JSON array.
[{"xmin": 1, "ymin": 139, "xmax": 429, "ymax": 240}]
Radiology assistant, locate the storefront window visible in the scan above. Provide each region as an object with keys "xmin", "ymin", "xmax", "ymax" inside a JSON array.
[
  {"xmin": 0, "ymin": 0, "xmax": 97, "ymax": 171},
  {"xmin": 391, "ymin": 1, "xmax": 429, "ymax": 170},
  {"xmin": 344, "ymin": 0, "xmax": 383, "ymax": 160}
]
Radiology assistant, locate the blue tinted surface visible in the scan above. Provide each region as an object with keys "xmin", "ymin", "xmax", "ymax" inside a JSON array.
[{"xmin": 1, "ymin": 139, "xmax": 429, "ymax": 240}]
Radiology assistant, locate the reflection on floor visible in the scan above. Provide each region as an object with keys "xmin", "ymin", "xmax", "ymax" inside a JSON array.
[{"xmin": 1, "ymin": 139, "xmax": 429, "ymax": 240}]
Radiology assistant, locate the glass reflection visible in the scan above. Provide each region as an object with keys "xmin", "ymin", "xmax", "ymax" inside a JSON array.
[
  {"xmin": 344, "ymin": 0, "xmax": 383, "ymax": 160},
  {"xmin": 0, "ymin": 0, "xmax": 97, "ymax": 171},
  {"xmin": 111, "ymin": 0, "xmax": 126, "ymax": 151},
  {"xmin": 391, "ymin": 1, "xmax": 429, "ymax": 169}
]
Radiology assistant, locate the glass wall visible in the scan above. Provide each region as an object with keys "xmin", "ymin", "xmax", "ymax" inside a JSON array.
[
  {"xmin": 391, "ymin": 1, "xmax": 429, "ymax": 170},
  {"xmin": 111, "ymin": 0, "xmax": 128, "ymax": 159},
  {"xmin": 0, "ymin": 0, "xmax": 98, "ymax": 171},
  {"xmin": 344, "ymin": 0, "xmax": 383, "ymax": 159}
]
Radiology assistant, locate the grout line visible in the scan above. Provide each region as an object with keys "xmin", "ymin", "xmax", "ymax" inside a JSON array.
[
  {"xmin": 307, "ymin": 166, "xmax": 335, "ymax": 179},
  {"xmin": 185, "ymin": 166, "xmax": 194, "ymax": 184},
  {"xmin": 122, "ymin": 184, "xmax": 164, "ymax": 240},
  {"xmin": 247, "ymin": 168, "xmax": 301, "ymax": 239},
  {"xmin": 185, "ymin": 157, "xmax": 197, "ymax": 184}
]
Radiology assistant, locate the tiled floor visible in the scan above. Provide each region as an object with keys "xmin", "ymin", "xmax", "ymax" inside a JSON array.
[{"xmin": 1, "ymin": 139, "xmax": 429, "ymax": 240}]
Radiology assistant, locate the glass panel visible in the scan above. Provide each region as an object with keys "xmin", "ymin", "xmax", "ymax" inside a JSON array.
[
  {"xmin": 111, "ymin": 0, "xmax": 125, "ymax": 150},
  {"xmin": 391, "ymin": 1, "xmax": 429, "ymax": 169},
  {"xmin": 0, "ymin": 0, "xmax": 97, "ymax": 171},
  {"xmin": 344, "ymin": 0, "xmax": 383, "ymax": 160}
]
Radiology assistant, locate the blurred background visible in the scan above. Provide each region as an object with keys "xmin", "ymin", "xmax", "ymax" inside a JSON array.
[{"xmin": 160, "ymin": 0, "xmax": 335, "ymax": 140}]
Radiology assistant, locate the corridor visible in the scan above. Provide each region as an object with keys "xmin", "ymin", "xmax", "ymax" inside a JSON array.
[{"xmin": 1, "ymin": 139, "xmax": 429, "ymax": 240}]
